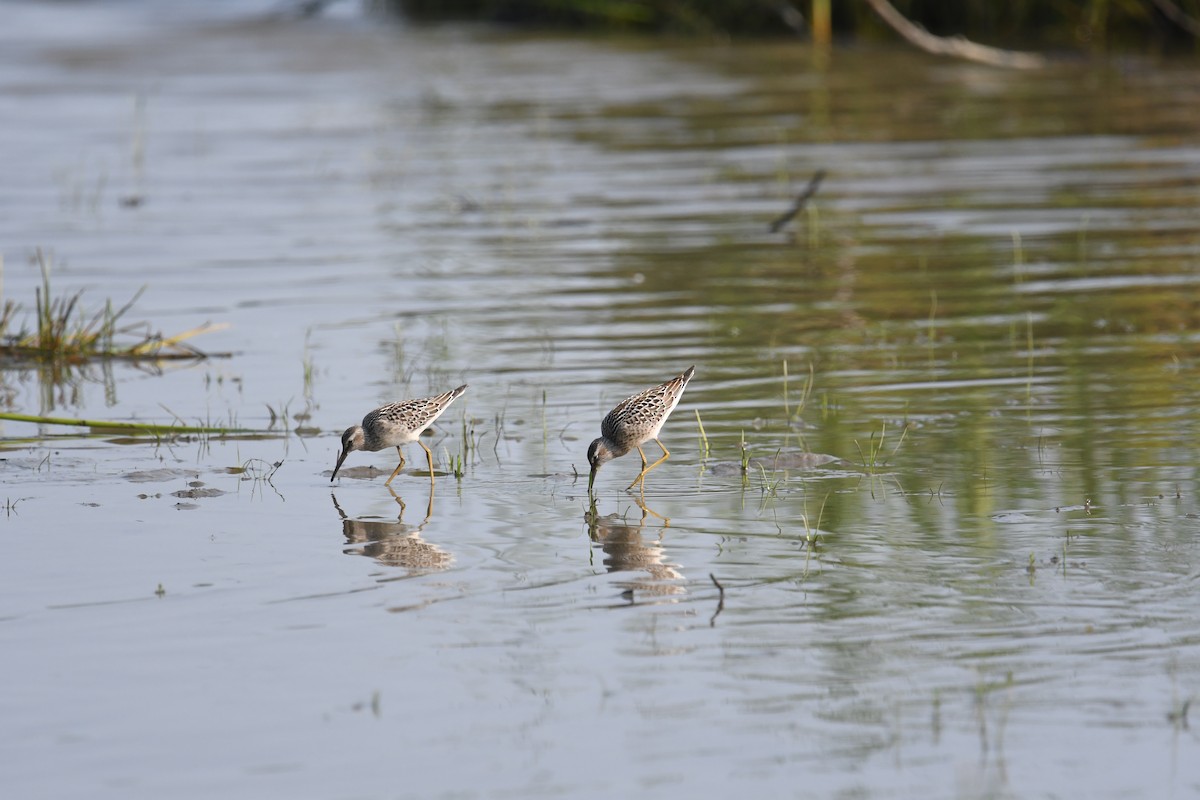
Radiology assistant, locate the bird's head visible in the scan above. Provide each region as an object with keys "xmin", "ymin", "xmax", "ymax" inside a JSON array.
[
  {"xmin": 331, "ymin": 426, "xmax": 365, "ymax": 482},
  {"xmin": 586, "ymin": 438, "xmax": 615, "ymax": 492}
]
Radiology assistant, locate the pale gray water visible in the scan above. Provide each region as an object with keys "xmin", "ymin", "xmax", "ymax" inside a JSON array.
[{"xmin": 2, "ymin": 2, "xmax": 1200, "ymax": 798}]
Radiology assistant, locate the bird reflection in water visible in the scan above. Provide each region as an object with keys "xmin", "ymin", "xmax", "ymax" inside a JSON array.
[
  {"xmin": 585, "ymin": 496, "xmax": 684, "ymax": 599},
  {"xmin": 332, "ymin": 487, "xmax": 452, "ymax": 574}
]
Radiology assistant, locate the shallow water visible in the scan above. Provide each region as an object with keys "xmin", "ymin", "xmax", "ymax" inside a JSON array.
[{"xmin": 2, "ymin": 2, "xmax": 1200, "ymax": 798}]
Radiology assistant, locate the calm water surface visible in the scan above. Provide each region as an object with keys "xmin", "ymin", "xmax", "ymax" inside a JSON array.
[{"xmin": 2, "ymin": 2, "xmax": 1200, "ymax": 798}]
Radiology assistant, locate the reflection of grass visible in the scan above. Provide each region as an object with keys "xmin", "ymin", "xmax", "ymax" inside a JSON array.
[
  {"xmin": 1, "ymin": 250, "xmax": 226, "ymax": 362},
  {"xmin": 302, "ymin": 329, "xmax": 316, "ymax": 403},
  {"xmin": 1168, "ymin": 698, "xmax": 1192, "ymax": 731},
  {"xmin": 973, "ymin": 669, "xmax": 1014, "ymax": 761},
  {"xmin": 230, "ymin": 458, "xmax": 284, "ymax": 500}
]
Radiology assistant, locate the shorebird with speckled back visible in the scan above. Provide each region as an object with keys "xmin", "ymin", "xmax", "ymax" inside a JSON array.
[
  {"xmin": 331, "ymin": 385, "xmax": 467, "ymax": 486},
  {"xmin": 587, "ymin": 366, "xmax": 694, "ymax": 493}
]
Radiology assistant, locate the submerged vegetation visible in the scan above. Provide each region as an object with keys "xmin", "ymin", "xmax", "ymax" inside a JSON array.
[
  {"xmin": 0, "ymin": 251, "xmax": 227, "ymax": 364},
  {"xmin": 0, "ymin": 251, "xmax": 254, "ymax": 437}
]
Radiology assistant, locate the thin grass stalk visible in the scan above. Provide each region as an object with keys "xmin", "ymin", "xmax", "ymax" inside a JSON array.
[{"xmin": 694, "ymin": 408, "xmax": 711, "ymax": 460}]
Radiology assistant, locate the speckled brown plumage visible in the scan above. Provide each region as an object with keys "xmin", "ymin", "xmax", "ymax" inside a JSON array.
[
  {"xmin": 332, "ymin": 384, "xmax": 467, "ymax": 486},
  {"xmin": 587, "ymin": 366, "xmax": 694, "ymax": 492}
]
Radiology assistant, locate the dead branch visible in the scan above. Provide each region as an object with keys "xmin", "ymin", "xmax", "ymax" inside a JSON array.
[
  {"xmin": 768, "ymin": 169, "xmax": 826, "ymax": 234},
  {"xmin": 1150, "ymin": 0, "xmax": 1200, "ymax": 37},
  {"xmin": 865, "ymin": 0, "xmax": 1046, "ymax": 70}
]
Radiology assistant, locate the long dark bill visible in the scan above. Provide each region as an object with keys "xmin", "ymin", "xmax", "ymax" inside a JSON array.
[
  {"xmin": 587, "ymin": 466, "xmax": 597, "ymax": 493},
  {"xmin": 331, "ymin": 448, "xmax": 349, "ymax": 482}
]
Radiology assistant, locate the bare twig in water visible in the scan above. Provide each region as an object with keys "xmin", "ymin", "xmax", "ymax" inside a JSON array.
[
  {"xmin": 864, "ymin": 0, "xmax": 1046, "ymax": 69},
  {"xmin": 709, "ymin": 573, "xmax": 726, "ymax": 627},
  {"xmin": 768, "ymin": 169, "xmax": 826, "ymax": 233},
  {"xmin": 1150, "ymin": 0, "xmax": 1200, "ymax": 37}
]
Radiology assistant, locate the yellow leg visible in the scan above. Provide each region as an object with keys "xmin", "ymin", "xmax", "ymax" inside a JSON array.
[
  {"xmin": 384, "ymin": 447, "xmax": 406, "ymax": 486},
  {"xmin": 625, "ymin": 439, "xmax": 671, "ymax": 491},
  {"xmin": 625, "ymin": 445, "xmax": 649, "ymax": 491},
  {"xmin": 418, "ymin": 439, "xmax": 436, "ymax": 484}
]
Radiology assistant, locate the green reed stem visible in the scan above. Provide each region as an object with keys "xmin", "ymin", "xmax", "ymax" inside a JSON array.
[
  {"xmin": 0, "ymin": 411, "xmax": 257, "ymax": 435},
  {"xmin": 694, "ymin": 408, "xmax": 711, "ymax": 460}
]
